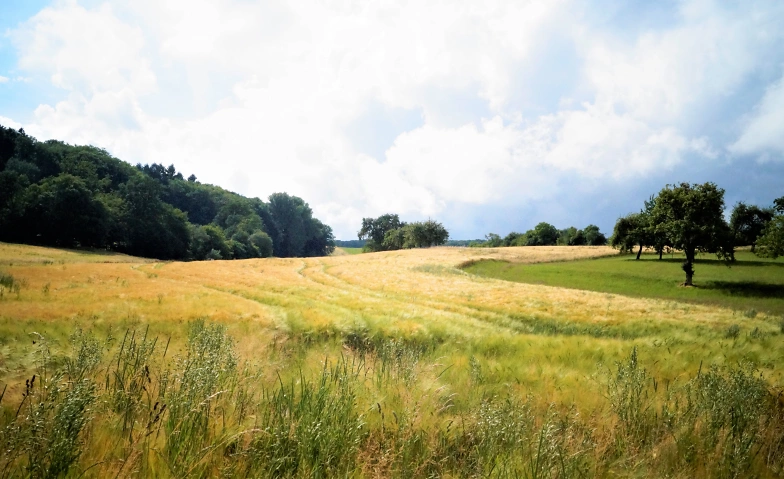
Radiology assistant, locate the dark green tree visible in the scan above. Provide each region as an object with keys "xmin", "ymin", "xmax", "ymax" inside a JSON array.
[
  {"xmin": 642, "ymin": 196, "xmax": 671, "ymax": 260},
  {"xmin": 755, "ymin": 215, "xmax": 784, "ymax": 259},
  {"xmin": 485, "ymin": 233, "xmax": 503, "ymax": 247},
  {"xmin": 611, "ymin": 213, "xmax": 650, "ymax": 259},
  {"xmin": 557, "ymin": 227, "xmax": 584, "ymax": 246},
  {"xmin": 265, "ymin": 193, "xmax": 332, "ymax": 257},
  {"xmin": 503, "ymin": 231, "xmax": 525, "ymax": 246},
  {"xmin": 189, "ymin": 224, "xmax": 231, "ymax": 260},
  {"xmin": 651, "ymin": 182, "xmax": 734, "ymax": 286},
  {"xmin": 249, "ymin": 231, "xmax": 273, "ymax": 258},
  {"xmin": 20, "ymin": 174, "xmax": 110, "ymax": 247},
  {"xmin": 358, "ymin": 214, "xmax": 405, "ymax": 252},
  {"xmin": 399, "ymin": 219, "xmax": 449, "ymax": 248},
  {"xmin": 302, "ymin": 218, "xmax": 335, "ymax": 257},
  {"xmin": 582, "ymin": 224, "xmax": 607, "ymax": 246},
  {"xmin": 119, "ymin": 176, "xmax": 190, "ymax": 259},
  {"xmin": 774, "ymin": 196, "xmax": 784, "ymax": 214},
  {"xmin": 523, "ymin": 222, "xmax": 559, "ymax": 246},
  {"xmin": 382, "ymin": 228, "xmax": 406, "ymax": 250},
  {"xmin": 755, "ymin": 196, "xmax": 784, "ymax": 259},
  {"xmin": 729, "ymin": 202, "xmax": 773, "ymax": 252}
]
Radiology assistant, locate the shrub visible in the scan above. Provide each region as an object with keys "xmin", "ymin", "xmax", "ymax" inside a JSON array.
[{"xmin": 726, "ymin": 324, "xmax": 740, "ymax": 339}]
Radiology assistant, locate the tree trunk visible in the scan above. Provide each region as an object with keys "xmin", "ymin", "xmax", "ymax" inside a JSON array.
[
  {"xmin": 682, "ymin": 247, "xmax": 695, "ymax": 286},
  {"xmin": 658, "ymin": 248, "xmax": 663, "ymax": 260},
  {"xmin": 636, "ymin": 244, "xmax": 643, "ymax": 260},
  {"xmin": 751, "ymin": 243, "xmax": 756, "ymax": 253}
]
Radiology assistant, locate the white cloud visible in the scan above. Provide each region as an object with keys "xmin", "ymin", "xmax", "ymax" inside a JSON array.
[
  {"xmin": 5, "ymin": 0, "xmax": 784, "ymax": 238},
  {"xmin": 11, "ymin": 2, "xmax": 156, "ymax": 94},
  {"xmin": 0, "ymin": 116, "xmax": 22, "ymax": 130},
  {"xmin": 0, "ymin": 76, "xmax": 9, "ymax": 83},
  {"xmin": 729, "ymin": 75, "xmax": 784, "ymax": 159}
]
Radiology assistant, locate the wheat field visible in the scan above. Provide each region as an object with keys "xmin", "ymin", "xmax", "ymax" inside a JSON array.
[{"xmin": 1, "ymin": 242, "xmax": 782, "ymax": 477}]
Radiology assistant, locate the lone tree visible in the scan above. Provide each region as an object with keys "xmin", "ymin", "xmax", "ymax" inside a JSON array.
[{"xmin": 650, "ymin": 182, "xmax": 734, "ymax": 286}]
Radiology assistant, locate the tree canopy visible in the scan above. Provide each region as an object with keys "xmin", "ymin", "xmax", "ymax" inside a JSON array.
[
  {"xmin": 358, "ymin": 215, "xmax": 449, "ymax": 251},
  {"xmin": 358, "ymin": 214, "xmax": 405, "ymax": 252},
  {"xmin": 610, "ymin": 212, "xmax": 650, "ymax": 260},
  {"xmin": 729, "ymin": 202, "xmax": 773, "ymax": 251},
  {"xmin": 650, "ymin": 182, "xmax": 734, "ymax": 286},
  {"xmin": 481, "ymin": 224, "xmax": 607, "ymax": 248},
  {"xmin": 755, "ymin": 196, "xmax": 784, "ymax": 259},
  {"xmin": 0, "ymin": 124, "xmax": 334, "ymax": 260}
]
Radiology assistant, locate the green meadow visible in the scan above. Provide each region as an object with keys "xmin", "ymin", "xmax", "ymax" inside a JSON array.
[{"xmin": 464, "ymin": 251, "xmax": 784, "ymax": 317}]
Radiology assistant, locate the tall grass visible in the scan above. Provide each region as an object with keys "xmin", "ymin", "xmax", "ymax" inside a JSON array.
[{"xmin": 1, "ymin": 321, "xmax": 782, "ymax": 478}]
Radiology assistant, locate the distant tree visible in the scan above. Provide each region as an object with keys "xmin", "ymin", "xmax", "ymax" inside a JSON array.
[
  {"xmin": 267, "ymin": 192, "xmax": 308, "ymax": 257},
  {"xmin": 187, "ymin": 174, "xmax": 197, "ymax": 182},
  {"xmin": 523, "ymin": 222, "xmax": 559, "ymax": 246},
  {"xmin": 651, "ymin": 182, "xmax": 734, "ymax": 286},
  {"xmin": 774, "ymin": 196, "xmax": 784, "ymax": 214},
  {"xmin": 4, "ymin": 157, "xmax": 41, "ymax": 183},
  {"xmin": 382, "ymin": 228, "xmax": 406, "ymax": 250},
  {"xmin": 249, "ymin": 231, "xmax": 273, "ymax": 258},
  {"xmin": 266, "ymin": 192, "xmax": 333, "ymax": 257},
  {"xmin": 189, "ymin": 224, "xmax": 231, "ymax": 260},
  {"xmin": 611, "ymin": 213, "xmax": 650, "ymax": 260},
  {"xmin": 582, "ymin": 224, "xmax": 607, "ymax": 246},
  {"xmin": 358, "ymin": 214, "xmax": 405, "ymax": 252},
  {"xmin": 485, "ymin": 233, "xmax": 503, "ymax": 247},
  {"xmin": 557, "ymin": 227, "xmax": 583, "ymax": 246},
  {"xmin": 0, "ymin": 125, "xmax": 19, "ymax": 171},
  {"xmin": 642, "ymin": 195, "xmax": 671, "ymax": 259},
  {"xmin": 21, "ymin": 174, "xmax": 110, "ymax": 247},
  {"xmin": 370, "ymin": 219, "xmax": 449, "ymax": 250},
  {"xmin": 421, "ymin": 219, "xmax": 449, "ymax": 247},
  {"xmin": 119, "ymin": 175, "xmax": 190, "ymax": 259},
  {"xmin": 0, "ymin": 170, "xmax": 31, "ymax": 239},
  {"xmin": 302, "ymin": 218, "xmax": 336, "ymax": 257},
  {"xmin": 729, "ymin": 202, "xmax": 774, "ymax": 252},
  {"xmin": 754, "ymin": 196, "xmax": 784, "ymax": 259},
  {"xmin": 503, "ymin": 231, "xmax": 525, "ymax": 246},
  {"xmin": 755, "ymin": 215, "xmax": 784, "ymax": 259}
]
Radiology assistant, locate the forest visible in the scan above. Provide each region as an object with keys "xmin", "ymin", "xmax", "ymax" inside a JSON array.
[{"xmin": 0, "ymin": 126, "xmax": 334, "ymax": 260}]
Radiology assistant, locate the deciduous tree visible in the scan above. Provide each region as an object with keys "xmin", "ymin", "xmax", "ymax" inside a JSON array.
[
  {"xmin": 611, "ymin": 213, "xmax": 650, "ymax": 260},
  {"xmin": 729, "ymin": 202, "xmax": 773, "ymax": 252},
  {"xmin": 651, "ymin": 182, "xmax": 734, "ymax": 286}
]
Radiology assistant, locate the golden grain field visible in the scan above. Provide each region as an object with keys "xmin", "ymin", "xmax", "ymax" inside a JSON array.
[
  {"xmin": 1, "ymin": 242, "xmax": 782, "ymax": 477},
  {"xmin": 2, "ymin": 243, "xmax": 781, "ymax": 401}
]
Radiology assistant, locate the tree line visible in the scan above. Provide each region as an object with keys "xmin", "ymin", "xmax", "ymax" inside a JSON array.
[
  {"xmin": 475, "ymin": 223, "xmax": 607, "ymax": 248},
  {"xmin": 0, "ymin": 125, "xmax": 335, "ymax": 260},
  {"xmin": 357, "ymin": 214, "xmax": 449, "ymax": 252},
  {"xmin": 611, "ymin": 182, "xmax": 784, "ymax": 285}
]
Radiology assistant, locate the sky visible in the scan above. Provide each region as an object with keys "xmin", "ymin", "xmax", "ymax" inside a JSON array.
[{"xmin": 1, "ymin": 0, "xmax": 783, "ymax": 240}]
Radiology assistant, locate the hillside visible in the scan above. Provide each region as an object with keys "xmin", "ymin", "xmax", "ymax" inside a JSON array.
[{"xmin": 0, "ymin": 125, "xmax": 334, "ymax": 260}]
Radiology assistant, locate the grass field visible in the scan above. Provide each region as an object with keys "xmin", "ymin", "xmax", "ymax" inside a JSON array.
[
  {"xmin": 1, "ymin": 243, "xmax": 783, "ymax": 478},
  {"xmin": 333, "ymin": 247, "xmax": 363, "ymax": 255},
  {"xmin": 463, "ymin": 251, "xmax": 784, "ymax": 316}
]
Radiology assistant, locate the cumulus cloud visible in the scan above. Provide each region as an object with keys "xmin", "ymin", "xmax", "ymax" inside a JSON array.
[
  {"xmin": 4, "ymin": 0, "xmax": 784, "ymax": 238},
  {"xmin": 729, "ymin": 76, "xmax": 784, "ymax": 159}
]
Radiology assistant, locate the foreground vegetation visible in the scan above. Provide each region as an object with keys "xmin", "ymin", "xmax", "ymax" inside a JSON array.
[{"xmin": 1, "ymin": 243, "xmax": 783, "ymax": 477}]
